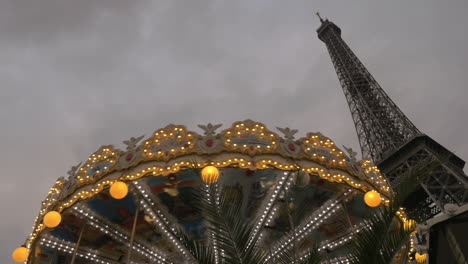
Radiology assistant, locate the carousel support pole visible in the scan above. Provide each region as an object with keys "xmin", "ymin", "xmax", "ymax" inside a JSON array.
[
  {"xmin": 126, "ymin": 202, "xmax": 141, "ymax": 264},
  {"xmin": 341, "ymin": 200, "xmax": 355, "ymax": 232},
  {"xmin": 70, "ymin": 224, "xmax": 86, "ymax": 264}
]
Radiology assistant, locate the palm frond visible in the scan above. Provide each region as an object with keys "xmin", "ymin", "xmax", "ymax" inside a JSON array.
[
  {"xmin": 289, "ymin": 186, "xmax": 323, "ymax": 229},
  {"xmin": 173, "ymin": 226, "xmax": 215, "ymax": 264},
  {"xmin": 347, "ymin": 203, "xmax": 413, "ymax": 264},
  {"xmin": 296, "ymin": 243, "xmax": 324, "ymax": 264},
  {"xmin": 198, "ymin": 184, "xmax": 267, "ymax": 264},
  {"xmin": 164, "ymin": 185, "xmax": 214, "ymax": 264}
]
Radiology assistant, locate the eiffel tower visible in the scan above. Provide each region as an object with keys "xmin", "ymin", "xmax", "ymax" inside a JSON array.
[{"xmin": 315, "ymin": 13, "xmax": 468, "ymax": 222}]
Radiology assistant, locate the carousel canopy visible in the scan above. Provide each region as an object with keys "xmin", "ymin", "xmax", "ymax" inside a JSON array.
[{"xmin": 23, "ymin": 120, "xmax": 403, "ymax": 264}]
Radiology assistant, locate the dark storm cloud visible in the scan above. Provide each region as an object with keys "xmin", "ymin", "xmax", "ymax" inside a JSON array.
[{"xmin": 1, "ymin": 1, "xmax": 468, "ymax": 262}]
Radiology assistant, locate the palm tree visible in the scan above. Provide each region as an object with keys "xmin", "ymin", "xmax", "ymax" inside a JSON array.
[
  {"xmin": 172, "ymin": 158, "xmax": 440, "ymax": 264},
  {"xmin": 171, "ymin": 183, "xmax": 324, "ymax": 264}
]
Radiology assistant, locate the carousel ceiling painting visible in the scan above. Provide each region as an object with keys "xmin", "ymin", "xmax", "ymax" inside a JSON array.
[{"xmin": 15, "ymin": 120, "xmax": 410, "ymax": 263}]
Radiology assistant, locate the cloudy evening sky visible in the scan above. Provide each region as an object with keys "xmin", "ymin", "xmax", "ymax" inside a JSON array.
[{"xmin": 1, "ymin": 0, "xmax": 468, "ymax": 262}]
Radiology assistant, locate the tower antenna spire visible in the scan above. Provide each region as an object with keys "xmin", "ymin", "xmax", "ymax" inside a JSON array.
[{"xmin": 316, "ymin": 11, "xmax": 324, "ymax": 23}]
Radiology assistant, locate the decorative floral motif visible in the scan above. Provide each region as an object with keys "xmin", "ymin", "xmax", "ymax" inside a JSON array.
[
  {"xmin": 276, "ymin": 127, "xmax": 298, "ymax": 140},
  {"xmin": 222, "ymin": 120, "xmax": 278, "ymax": 155},
  {"xmin": 277, "ymin": 126, "xmax": 300, "ymax": 156},
  {"xmin": 58, "ymin": 162, "xmax": 82, "ymax": 200},
  {"xmin": 198, "ymin": 123, "xmax": 222, "ymax": 136},
  {"xmin": 142, "ymin": 125, "xmax": 196, "ymax": 160},
  {"xmin": 197, "ymin": 123, "xmax": 223, "ymax": 152},
  {"xmin": 205, "ymin": 139, "xmax": 214, "ymax": 147},
  {"xmin": 123, "ymin": 135, "xmax": 144, "ymax": 151},
  {"xmin": 342, "ymin": 145, "xmax": 358, "ymax": 161},
  {"xmin": 67, "ymin": 162, "xmax": 82, "ymax": 178},
  {"xmin": 118, "ymin": 135, "xmax": 144, "ymax": 166}
]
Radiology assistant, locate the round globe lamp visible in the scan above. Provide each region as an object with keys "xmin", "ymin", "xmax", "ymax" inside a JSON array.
[
  {"xmin": 364, "ymin": 190, "xmax": 381, "ymax": 207},
  {"xmin": 110, "ymin": 181, "xmax": 128, "ymax": 199},
  {"xmin": 12, "ymin": 247, "xmax": 29, "ymax": 262},
  {"xmin": 415, "ymin": 252, "xmax": 427, "ymax": 263},
  {"xmin": 43, "ymin": 211, "xmax": 62, "ymax": 228},
  {"xmin": 201, "ymin": 166, "xmax": 220, "ymax": 184}
]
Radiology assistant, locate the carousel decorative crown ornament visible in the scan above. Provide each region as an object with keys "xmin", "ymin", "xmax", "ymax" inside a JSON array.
[{"xmin": 16, "ymin": 120, "xmax": 414, "ymax": 263}]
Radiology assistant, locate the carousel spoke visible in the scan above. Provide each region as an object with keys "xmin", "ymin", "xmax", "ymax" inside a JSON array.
[
  {"xmin": 318, "ymin": 221, "xmax": 370, "ymax": 252},
  {"xmin": 132, "ymin": 181, "xmax": 194, "ymax": 261},
  {"xmin": 39, "ymin": 235, "xmax": 118, "ymax": 264},
  {"xmin": 72, "ymin": 205, "xmax": 169, "ymax": 263},
  {"xmin": 132, "ymin": 180, "xmax": 176, "ymax": 231},
  {"xmin": 248, "ymin": 171, "xmax": 296, "ymax": 248},
  {"xmin": 323, "ymin": 256, "xmax": 351, "ymax": 264},
  {"xmin": 292, "ymin": 221, "xmax": 370, "ymax": 263},
  {"xmin": 265, "ymin": 189, "xmax": 354, "ymax": 262}
]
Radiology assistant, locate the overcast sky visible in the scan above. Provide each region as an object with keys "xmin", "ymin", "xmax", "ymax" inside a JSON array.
[{"xmin": 1, "ymin": 0, "xmax": 468, "ymax": 262}]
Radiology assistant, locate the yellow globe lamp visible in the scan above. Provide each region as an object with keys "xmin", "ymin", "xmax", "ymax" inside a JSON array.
[
  {"xmin": 43, "ymin": 211, "xmax": 62, "ymax": 228},
  {"xmin": 415, "ymin": 252, "xmax": 427, "ymax": 263},
  {"xmin": 364, "ymin": 190, "xmax": 382, "ymax": 207},
  {"xmin": 201, "ymin": 166, "xmax": 220, "ymax": 184},
  {"xmin": 110, "ymin": 181, "xmax": 128, "ymax": 199},
  {"xmin": 12, "ymin": 247, "xmax": 29, "ymax": 262}
]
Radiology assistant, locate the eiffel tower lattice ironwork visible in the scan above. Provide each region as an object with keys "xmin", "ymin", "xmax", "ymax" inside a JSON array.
[{"xmin": 315, "ymin": 13, "xmax": 468, "ymax": 221}]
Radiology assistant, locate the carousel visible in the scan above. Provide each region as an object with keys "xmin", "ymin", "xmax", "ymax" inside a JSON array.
[{"xmin": 13, "ymin": 120, "xmax": 418, "ymax": 263}]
